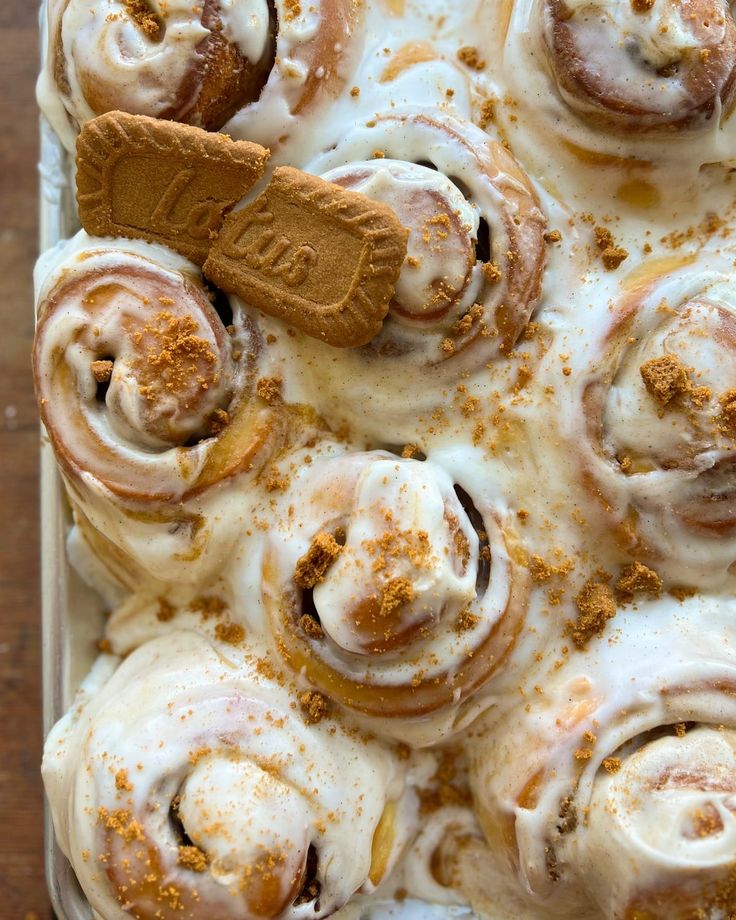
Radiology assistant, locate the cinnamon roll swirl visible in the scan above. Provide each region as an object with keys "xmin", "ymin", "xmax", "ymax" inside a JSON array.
[
  {"xmin": 43, "ymin": 630, "xmax": 413, "ymax": 920},
  {"xmin": 573, "ymin": 255, "xmax": 736, "ymax": 583},
  {"xmin": 260, "ymin": 449, "xmax": 528, "ymax": 745},
  {"xmin": 496, "ymin": 0, "xmax": 736, "ymax": 180},
  {"xmin": 39, "ymin": 0, "xmax": 361, "ymax": 152},
  {"xmin": 468, "ymin": 593, "xmax": 736, "ymax": 919},
  {"xmin": 261, "ymin": 111, "xmax": 546, "ymax": 439},
  {"xmin": 311, "ymin": 111, "xmax": 546, "ymax": 365},
  {"xmin": 33, "ymin": 232, "xmax": 285, "ymax": 586},
  {"xmin": 543, "ymin": 0, "xmax": 736, "ymax": 134}
]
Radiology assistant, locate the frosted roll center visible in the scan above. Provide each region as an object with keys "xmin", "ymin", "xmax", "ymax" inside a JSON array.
[
  {"xmin": 178, "ymin": 755, "xmax": 311, "ymax": 885},
  {"xmin": 603, "ymin": 299, "xmax": 736, "ymax": 469},
  {"xmin": 323, "ymin": 161, "xmax": 479, "ymax": 325},
  {"xmin": 313, "ymin": 460, "xmax": 478, "ymax": 656},
  {"xmin": 586, "ymin": 729, "xmax": 736, "ymax": 867},
  {"xmin": 559, "ymin": 0, "xmax": 707, "ymax": 70},
  {"xmin": 63, "ymin": 0, "xmax": 211, "ymax": 115}
]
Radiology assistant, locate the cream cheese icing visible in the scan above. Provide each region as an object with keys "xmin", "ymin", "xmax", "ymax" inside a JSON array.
[{"xmin": 36, "ymin": 0, "xmax": 736, "ymax": 918}]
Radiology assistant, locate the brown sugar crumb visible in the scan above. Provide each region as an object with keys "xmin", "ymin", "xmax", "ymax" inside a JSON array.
[
  {"xmin": 97, "ymin": 807, "xmax": 144, "ymax": 842},
  {"xmin": 380, "ymin": 576, "xmax": 415, "ymax": 617},
  {"xmin": 670, "ymin": 584, "xmax": 697, "ymax": 602},
  {"xmin": 177, "ymin": 845, "xmax": 208, "ymax": 872},
  {"xmin": 266, "ymin": 469, "xmax": 290, "ymax": 493},
  {"xmin": 640, "ymin": 354, "xmax": 690, "ymax": 406},
  {"xmin": 91, "ymin": 359, "xmax": 113, "ymax": 383},
  {"xmin": 299, "ymin": 613, "xmax": 324, "ymax": 639},
  {"xmin": 567, "ymin": 579, "xmax": 617, "ymax": 649},
  {"xmin": 208, "ymin": 408, "xmax": 229, "ymax": 436},
  {"xmin": 214, "ymin": 621, "xmax": 245, "ymax": 645},
  {"xmin": 300, "ymin": 690, "xmax": 329, "ymax": 724},
  {"xmin": 529, "ymin": 554, "xmax": 574, "ymax": 583},
  {"xmin": 401, "ymin": 443, "xmax": 422, "ymax": 459},
  {"xmin": 136, "ymin": 313, "xmax": 218, "ymax": 398},
  {"xmin": 97, "ymin": 638, "xmax": 112, "ymax": 653},
  {"xmin": 455, "ymin": 608, "xmax": 480, "ymax": 632},
  {"xmin": 631, "ymin": 0, "xmax": 655, "ymax": 10},
  {"xmin": 574, "ymin": 747, "xmax": 593, "ymax": 760},
  {"xmin": 256, "ymin": 376, "xmax": 283, "ymax": 405},
  {"xmin": 294, "ymin": 533, "xmax": 343, "ymax": 589},
  {"xmin": 544, "ymin": 229, "xmax": 562, "ymax": 244},
  {"xmin": 615, "ymin": 561, "xmax": 663, "ymax": 600},
  {"xmin": 602, "ymin": 757, "xmax": 622, "ymax": 774},
  {"xmin": 283, "ymin": 0, "xmax": 302, "ymax": 21},
  {"xmin": 601, "ymin": 245, "xmax": 629, "ymax": 270},
  {"xmin": 594, "ymin": 226, "xmax": 628, "ymax": 270},
  {"xmin": 350, "ymin": 86, "xmax": 360, "ymax": 97},
  {"xmin": 191, "ymin": 595, "xmax": 227, "ymax": 620},
  {"xmin": 123, "ymin": 0, "xmax": 162, "ymax": 37},
  {"xmin": 718, "ymin": 389, "xmax": 736, "ymax": 439},
  {"xmin": 482, "ymin": 261, "xmax": 502, "ymax": 283},
  {"xmin": 675, "ymin": 722, "xmax": 688, "ymax": 738},
  {"xmin": 594, "ymin": 226, "xmax": 614, "ymax": 249},
  {"xmin": 690, "ymin": 385, "xmax": 712, "ymax": 408},
  {"xmin": 457, "ymin": 46, "xmax": 486, "ymax": 70},
  {"xmin": 479, "ymin": 98, "xmax": 496, "ymax": 129},
  {"xmin": 156, "ymin": 597, "xmax": 176, "ymax": 622},
  {"xmin": 114, "ymin": 769, "xmax": 133, "ymax": 792}
]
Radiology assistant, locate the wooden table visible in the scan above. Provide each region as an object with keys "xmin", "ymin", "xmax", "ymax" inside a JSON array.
[{"xmin": 0, "ymin": 3, "xmax": 53, "ymax": 917}]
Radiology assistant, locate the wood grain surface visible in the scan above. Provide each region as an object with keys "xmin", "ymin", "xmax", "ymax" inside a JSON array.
[{"xmin": 0, "ymin": 2, "xmax": 53, "ymax": 917}]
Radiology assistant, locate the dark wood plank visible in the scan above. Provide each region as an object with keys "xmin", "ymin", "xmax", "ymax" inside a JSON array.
[{"xmin": 0, "ymin": 2, "xmax": 54, "ymax": 916}]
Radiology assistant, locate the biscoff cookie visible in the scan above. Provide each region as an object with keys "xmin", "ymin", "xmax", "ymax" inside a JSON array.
[
  {"xmin": 203, "ymin": 166, "xmax": 409, "ymax": 348},
  {"xmin": 76, "ymin": 111, "xmax": 269, "ymax": 265}
]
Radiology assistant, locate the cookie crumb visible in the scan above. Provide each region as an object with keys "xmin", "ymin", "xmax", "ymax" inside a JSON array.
[
  {"xmin": 300, "ymin": 690, "xmax": 328, "ymax": 724},
  {"xmin": 91, "ymin": 359, "xmax": 113, "ymax": 383},
  {"xmin": 640, "ymin": 355, "xmax": 690, "ymax": 406},
  {"xmin": 295, "ymin": 533, "xmax": 343, "ymax": 589},
  {"xmin": 615, "ymin": 561, "xmax": 662, "ymax": 600},
  {"xmin": 568, "ymin": 579, "xmax": 617, "ymax": 649},
  {"xmin": 177, "ymin": 845, "xmax": 208, "ymax": 872}
]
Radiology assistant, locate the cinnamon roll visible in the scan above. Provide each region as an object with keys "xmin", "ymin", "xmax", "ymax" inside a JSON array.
[
  {"xmin": 259, "ymin": 110, "xmax": 546, "ymax": 439},
  {"xmin": 33, "ymin": 232, "xmax": 286, "ymax": 586},
  {"xmin": 43, "ymin": 630, "xmax": 413, "ymax": 920},
  {"xmin": 572, "ymin": 255, "xmax": 736, "ymax": 583},
  {"xmin": 468, "ymin": 593, "xmax": 736, "ymax": 919},
  {"xmin": 312, "ymin": 111, "xmax": 546, "ymax": 362},
  {"xmin": 38, "ymin": 0, "xmax": 361, "ymax": 153},
  {"xmin": 543, "ymin": 0, "xmax": 736, "ymax": 134},
  {"xmin": 497, "ymin": 0, "xmax": 736, "ymax": 181},
  {"xmin": 259, "ymin": 449, "xmax": 528, "ymax": 745}
]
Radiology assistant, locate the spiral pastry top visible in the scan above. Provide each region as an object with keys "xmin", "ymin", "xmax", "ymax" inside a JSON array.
[
  {"xmin": 39, "ymin": 0, "xmax": 361, "ymax": 152},
  {"xmin": 33, "ymin": 232, "xmax": 284, "ymax": 583},
  {"xmin": 311, "ymin": 110, "xmax": 547, "ymax": 367},
  {"xmin": 543, "ymin": 0, "xmax": 736, "ymax": 134},
  {"xmin": 259, "ymin": 449, "xmax": 527, "ymax": 745},
  {"xmin": 571, "ymin": 255, "xmax": 736, "ymax": 582},
  {"xmin": 43, "ymin": 630, "xmax": 413, "ymax": 920},
  {"xmin": 469, "ymin": 593, "xmax": 736, "ymax": 919},
  {"xmin": 495, "ymin": 0, "xmax": 736, "ymax": 177}
]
